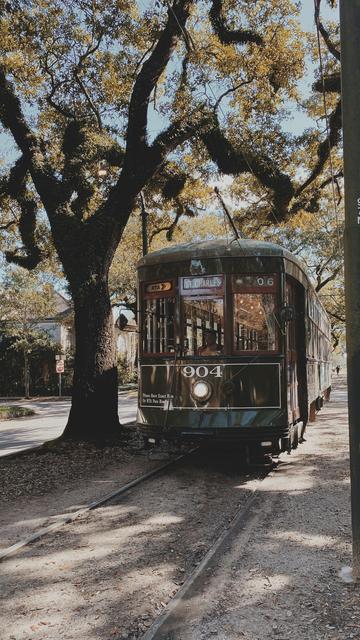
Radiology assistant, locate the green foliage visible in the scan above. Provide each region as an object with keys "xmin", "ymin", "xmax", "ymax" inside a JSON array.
[
  {"xmin": 117, "ymin": 354, "xmax": 137, "ymax": 385},
  {"xmin": 0, "ymin": 333, "xmax": 71, "ymax": 395},
  {"xmin": 0, "ymin": 405, "xmax": 35, "ymax": 419},
  {"xmin": 0, "ymin": 268, "xmax": 70, "ymax": 395}
]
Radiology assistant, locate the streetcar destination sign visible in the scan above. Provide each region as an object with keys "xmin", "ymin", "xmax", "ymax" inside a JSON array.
[{"xmin": 182, "ymin": 275, "xmax": 223, "ymax": 291}]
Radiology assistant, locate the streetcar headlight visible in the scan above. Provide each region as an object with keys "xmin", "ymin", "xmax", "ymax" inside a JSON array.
[{"xmin": 192, "ymin": 380, "xmax": 212, "ymax": 402}]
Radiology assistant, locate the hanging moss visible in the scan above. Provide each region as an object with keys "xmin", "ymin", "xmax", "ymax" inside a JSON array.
[
  {"xmin": 201, "ymin": 116, "xmax": 295, "ymax": 222},
  {"xmin": 161, "ymin": 172, "xmax": 187, "ymax": 200}
]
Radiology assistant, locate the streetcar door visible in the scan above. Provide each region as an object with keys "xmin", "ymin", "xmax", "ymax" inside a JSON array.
[{"xmin": 286, "ymin": 279, "xmax": 300, "ymax": 424}]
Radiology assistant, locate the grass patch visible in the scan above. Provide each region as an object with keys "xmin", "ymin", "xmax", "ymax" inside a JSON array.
[{"xmin": 0, "ymin": 405, "xmax": 35, "ymax": 420}]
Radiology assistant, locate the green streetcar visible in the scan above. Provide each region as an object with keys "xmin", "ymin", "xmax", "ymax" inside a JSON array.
[{"xmin": 136, "ymin": 239, "xmax": 331, "ymax": 460}]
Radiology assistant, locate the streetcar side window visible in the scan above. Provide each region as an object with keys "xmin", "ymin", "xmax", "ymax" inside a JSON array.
[
  {"xmin": 231, "ymin": 274, "xmax": 278, "ymax": 353},
  {"xmin": 183, "ymin": 297, "xmax": 224, "ymax": 356},
  {"xmin": 142, "ymin": 280, "xmax": 176, "ymax": 355},
  {"xmin": 142, "ymin": 297, "xmax": 175, "ymax": 354}
]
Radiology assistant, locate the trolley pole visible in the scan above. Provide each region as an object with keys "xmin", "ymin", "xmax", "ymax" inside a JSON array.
[{"xmin": 340, "ymin": 0, "xmax": 360, "ymax": 579}]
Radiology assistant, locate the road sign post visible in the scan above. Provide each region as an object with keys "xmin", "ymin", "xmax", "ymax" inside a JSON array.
[
  {"xmin": 340, "ymin": 0, "xmax": 360, "ymax": 580},
  {"xmin": 56, "ymin": 359, "xmax": 65, "ymax": 398}
]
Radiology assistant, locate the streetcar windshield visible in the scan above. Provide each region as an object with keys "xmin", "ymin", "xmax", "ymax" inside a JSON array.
[
  {"xmin": 183, "ymin": 297, "xmax": 224, "ymax": 356},
  {"xmin": 233, "ymin": 293, "xmax": 278, "ymax": 352}
]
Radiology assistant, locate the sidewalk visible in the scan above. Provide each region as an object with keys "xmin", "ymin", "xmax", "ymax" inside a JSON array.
[{"xmin": 152, "ymin": 375, "xmax": 360, "ymax": 640}]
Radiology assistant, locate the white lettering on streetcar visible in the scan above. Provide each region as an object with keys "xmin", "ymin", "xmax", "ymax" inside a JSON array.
[{"xmin": 181, "ymin": 365, "xmax": 223, "ymax": 378}]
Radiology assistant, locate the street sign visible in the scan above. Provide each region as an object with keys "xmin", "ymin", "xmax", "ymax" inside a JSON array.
[{"xmin": 56, "ymin": 360, "xmax": 64, "ymax": 374}]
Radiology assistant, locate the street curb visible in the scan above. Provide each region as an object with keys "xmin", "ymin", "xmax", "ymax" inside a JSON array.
[
  {"xmin": 0, "ymin": 386, "xmax": 137, "ymax": 403},
  {"xmin": 0, "ymin": 420, "xmax": 137, "ymax": 460}
]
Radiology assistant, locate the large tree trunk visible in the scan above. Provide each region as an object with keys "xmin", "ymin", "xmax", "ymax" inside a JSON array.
[{"xmin": 62, "ymin": 275, "xmax": 121, "ymax": 442}]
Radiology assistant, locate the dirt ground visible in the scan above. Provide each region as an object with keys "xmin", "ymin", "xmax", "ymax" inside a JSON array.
[
  {"xmin": 150, "ymin": 376, "xmax": 360, "ymax": 640},
  {"xmin": 0, "ymin": 438, "xmax": 161, "ymax": 550},
  {"xmin": 0, "ymin": 376, "xmax": 358, "ymax": 640},
  {"xmin": 0, "ymin": 441, "xmax": 263, "ymax": 639}
]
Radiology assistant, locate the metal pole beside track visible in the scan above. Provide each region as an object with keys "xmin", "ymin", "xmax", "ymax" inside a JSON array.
[
  {"xmin": 340, "ymin": 0, "xmax": 360, "ymax": 579},
  {"xmin": 140, "ymin": 191, "xmax": 148, "ymax": 256}
]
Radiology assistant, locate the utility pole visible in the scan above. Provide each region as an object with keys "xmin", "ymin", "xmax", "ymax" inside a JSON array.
[
  {"xmin": 140, "ymin": 191, "xmax": 148, "ymax": 256},
  {"xmin": 340, "ymin": 0, "xmax": 360, "ymax": 579}
]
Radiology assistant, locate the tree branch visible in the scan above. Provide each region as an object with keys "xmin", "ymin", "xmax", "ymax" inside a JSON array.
[
  {"xmin": 209, "ymin": 0, "xmax": 263, "ymax": 46},
  {"xmin": 314, "ymin": 0, "xmax": 340, "ymax": 62},
  {"xmin": 0, "ymin": 217, "xmax": 18, "ymax": 232},
  {"xmin": 74, "ymin": 72, "xmax": 103, "ymax": 130},
  {"xmin": 0, "ymin": 67, "xmax": 61, "ymax": 210},
  {"xmin": 0, "ymin": 69, "xmax": 38, "ymax": 158},
  {"xmin": 327, "ymin": 310, "xmax": 346, "ymax": 323},
  {"xmin": 313, "ymin": 72, "xmax": 340, "ymax": 94},
  {"xmin": 149, "ymin": 111, "xmax": 211, "ymax": 169},
  {"xmin": 5, "ymin": 179, "xmax": 42, "ymax": 270},
  {"xmin": 214, "ymin": 78, "xmax": 254, "ymax": 113},
  {"xmin": 200, "ymin": 113, "xmax": 295, "ymax": 222},
  {"xmin": 124, "ymin": 0, "xmax": 194, "ymax": 169},
  {"xmin": 295, "ymin": 99, "xmax": 342, "ymax": 198},
  {"xmin": 315, "ymin": 266, "xmax": 342, "ymax": 292}
]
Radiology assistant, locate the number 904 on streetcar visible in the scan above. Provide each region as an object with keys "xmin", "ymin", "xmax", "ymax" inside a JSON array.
[{"xmin": 136, "ymin": 239, "xmax": 331, "ymax": 458}]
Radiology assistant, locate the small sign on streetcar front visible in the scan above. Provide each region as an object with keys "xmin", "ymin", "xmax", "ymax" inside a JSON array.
[
  {"xmin": 145, "ymin": 281, "xmax": 172, "ymax": 294},
  {"xmin": 232, "ymin": 274, "xmax": 277, "ymax": 292},
  {"xmin": 144, "ymin": 281, "xmax": 174, "ymax": 299}
]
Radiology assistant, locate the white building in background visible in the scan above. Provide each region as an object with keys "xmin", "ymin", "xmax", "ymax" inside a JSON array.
[
  {"xmin": 115, "ymin": 313, "xmax": 137, "ymax": 373},
  {"xmin": 38, "ymin": 297, "xmax": 138, "ymax": 369},
  {"xmin": 37, "ymin": 292, "xmax": 75, "ymax": 353}
]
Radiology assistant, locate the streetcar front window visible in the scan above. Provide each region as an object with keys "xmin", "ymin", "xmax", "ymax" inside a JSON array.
[
  {"xmin": 183, "ymin": 297, "xmax": 224, "ymax": 356},
  {"xmin": 233, "ymin": 293, "xmax": 278, "ymax": 352},
  {"xmin": 143, "ymin": 297, "xmax": 175, "ymax": 354}
]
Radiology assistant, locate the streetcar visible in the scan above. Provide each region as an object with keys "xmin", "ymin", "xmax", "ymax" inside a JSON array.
[{"xmin": 136, "ymin": 239, "xmax": 331, "ymax": 459}]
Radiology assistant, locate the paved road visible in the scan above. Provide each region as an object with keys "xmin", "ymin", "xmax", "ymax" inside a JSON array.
[{"xmin": 0, "ymin": 392, "xmax": 138, "ymax": 457}]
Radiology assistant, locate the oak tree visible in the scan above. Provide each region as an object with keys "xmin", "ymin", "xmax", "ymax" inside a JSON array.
[{"xmin": 0, "ymin": 0, "xmax": 342, "ymax": 441}]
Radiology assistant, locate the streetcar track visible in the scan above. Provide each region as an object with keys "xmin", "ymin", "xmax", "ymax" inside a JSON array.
[
  {"xmin": 140, "ymin": 460, "xmax": 277, "ymax": 640},
  {"xmin": 0, "ymin": 448, "xmax": 198, "ymax": 562}
]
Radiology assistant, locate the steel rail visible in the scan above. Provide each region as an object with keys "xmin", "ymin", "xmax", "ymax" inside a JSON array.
[
  {"xmin": 141, "ymin": 461, "xmax": 277, "ymax": 640},
  {"xmin": 0, "ymin": 448, "xmax": 197, "ymax": 562}
]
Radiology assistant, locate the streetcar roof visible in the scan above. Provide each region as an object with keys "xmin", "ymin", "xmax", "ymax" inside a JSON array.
[
  {"xmin": 138, "ymin": 238, "xmax": 329, "ymax": 324},
  {"xmin": 138, "ymin": 238, "xmax": 299, "ymax": 267}
]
